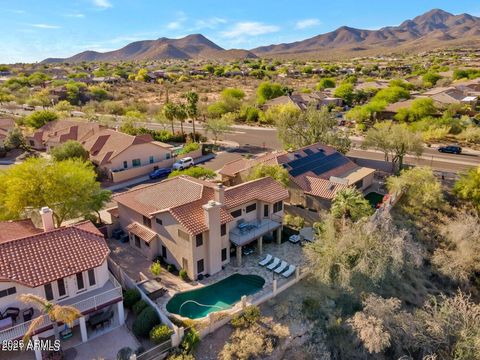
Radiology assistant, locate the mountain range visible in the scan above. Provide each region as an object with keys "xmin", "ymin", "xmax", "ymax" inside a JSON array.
[{"xmin": 42, "ymin": 9, "xmax": 480, "ymax": 63}]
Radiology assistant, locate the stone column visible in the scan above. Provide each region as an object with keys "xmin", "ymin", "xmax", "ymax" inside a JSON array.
[
  {"xmin": 117, "ymin": 301, "xmax": 125, "ymax": 326},
  {"xmin": 236, "ymin": 245, "xmax": 242, "ymax": 267},
  {"xmin": 79, "ymin": 316, "xmax": 88, "ymax": 343},
  {"xmin": 273, "ymin": 279, "xmax": 277, "ymax": 295},
  {"xmin": 258, "ymin": 237, "xmax": 263, "ymax": 255},
  {"xmin": 276, "ymin": 227, "xmax": 282, "ymax": 244},
  {"xmin": 32, "ymin": 335, "xmax": 42, "ymax": 360}
]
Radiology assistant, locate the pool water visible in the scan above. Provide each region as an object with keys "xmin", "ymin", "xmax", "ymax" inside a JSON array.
[
  {"xmin": 365, "ymin": 192, "xmax": 384, "ymax": 208},
  {"xmin": 166, "ymin": 274, "xmax": 265, "ymax": 319}
]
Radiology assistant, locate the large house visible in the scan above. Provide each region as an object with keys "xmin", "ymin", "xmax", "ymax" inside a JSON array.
[
  {"xmin": 219, "ymin": 143, "xmax": 375, "ymax": 210},
  {"xmin": 113, "ymin": 176, "xmax": 289, "ymax": 280},
  {"xmin": 81, "ymin": 129, "xmax": 174, "ymax": 183},
  {"xmin": 0, "ymin": 208, "xmax": 123, "ymax": 360}
]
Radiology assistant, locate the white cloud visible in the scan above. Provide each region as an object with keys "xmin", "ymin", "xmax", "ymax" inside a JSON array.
[
  {"xmin": 65, "ymin": 13, "xmax": 85, "ymax": 18},
  {"xmin": 31, "ymin": 23, "xmax": 61, "ymax": 29},
  {"xmin": 195, "ymin": 17, "xmax": 227, "ymax": 29},
  {"xmin": 221, "ymin": 22, "xmax": 280, "ymax": 38},
  {"xmin": 92, "ymin": 0, "xmax": 112, "ymax": 9},
  {"xmin": 295, "ymin": 18, "xmax": 321, "ymax": 29},
  {"xmin": 166, "ymin": 11, "xmax": 187, "ymax": 30}
]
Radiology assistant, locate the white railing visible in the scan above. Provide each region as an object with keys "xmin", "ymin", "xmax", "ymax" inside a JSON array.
[
  {"xmin": 229, "ymin": 216, "xmax": 282, "ymax": 246},
  {"xmin": 0, "ymin": 273, "xmax": 122, "ymax": 342}
]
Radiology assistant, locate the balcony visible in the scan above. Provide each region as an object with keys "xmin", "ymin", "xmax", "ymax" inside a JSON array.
[
  {"xmin": 229, "ymin": 214, "xmax": 282, "ymax": 247},
  {"xmin": 0, "ymin": 273, "xmax": 122, "ymax": 343}
]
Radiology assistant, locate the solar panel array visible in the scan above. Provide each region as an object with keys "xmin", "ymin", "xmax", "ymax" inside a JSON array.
[
  {"xmin": 288, "ymin": 152, "xmax": 349, "ymax": 177},
  {"xmin": 303, "ymin": 148, "xmax": 315, "ymax": 156}
]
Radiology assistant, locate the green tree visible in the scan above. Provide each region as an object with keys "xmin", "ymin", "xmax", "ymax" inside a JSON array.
[
  {"xmin": 256, "ymin": 81, "xmax": 285, "ymax": 105},
  {"xmin": 316, "ymin": 78, "xmax": 336, "ymax": 90},
  {"xmin": 248, "ymin": 164, "xmax": 289, "ymax": 187},
  {"xmin": 0, "ymin": 158, "xmax": 111, "ymax": 227},
  {"xmin": 89, "ymin": 86, "xmax": 109, "ymax": 101},
  {"xmin": 422, "ymin": 72, "xmax": 442, "ymax": 87},
  {"xmin": 135, "ymin": 68, "xmax": 149, "ymax": 82},
  {"xmin": 386, "ymin": 167, "xmax": 443, "ymax": 213},
  {"xmin": 203, "ymin": 114, "xmax": 233, "ymax": 145},
  {"xmin": 4, "ymin": 128, "xmax": 26, "ymax": 150},
  {"xmin": 454, "ymin": 166, "xmax": 480, "ymax": 211},
  {"xmin": 276, "ymin": 105, "xmax": 351, "ymax": 154},
  {"xmin": 163, "ymin": 102, "xmax": 177, "ymax": 133},
  {"xmin": 185, "ymin": 91, "xmax": 199, "ymax": 140},
  {"xmin": 221, "ymin": 88, "xmax": 245, "ymax": 101},
  {"xmin": 333, "ymin": 83, "xmax": 354, "ymax": 106},
  {"xmin": 363, "ymin": 122, "xmax": 423, "ymax": 172},
  {"xmin": 49, "ymin": 140, "xmax": 89, "ymax": 161},
  {"xmin": 331, "ymin": 188, "xmax": 373, "ymax": 227},
  {"xmin": 25, "ymin": 110, "xmax": 58, "ymax": 129}
]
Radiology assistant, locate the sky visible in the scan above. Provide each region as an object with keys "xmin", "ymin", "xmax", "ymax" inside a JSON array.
[{"xmin": 1, "ymin": 0, "xmax": 480, "ymax": 63}]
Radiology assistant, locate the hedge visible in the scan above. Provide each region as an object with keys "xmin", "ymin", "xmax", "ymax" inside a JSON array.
[
  {"xmin": 149, "ymin": 324, "xmax": 173, "ymax": 344},
  {"xmin": 132, "ymin": 307, "xmax": 160, "ymax": 338},
  {"xmin": 124, "ymin": 289, "xmax": 141, "ymax": 309}
]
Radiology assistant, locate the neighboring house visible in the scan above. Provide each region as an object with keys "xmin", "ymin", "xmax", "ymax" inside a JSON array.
[
  {"xmin": 0, "ymin": 118, "xmax": 15, "ymax": 147},
  {"xmin": 355, "ymin": 80, "xmax": 390, "ymax": 92},
  {"xmin": 422, "ymin": 87, "xmax": 477, "ymax": 107},
  {"xmin": 219, "ymin": 143, "xmax": 375, "ymax": 210},
  {"xmin": 27, "ymin": 120, "xmax": 104, "ymax": 151},
  {"xmin": 81, "ymin": 129, "xmax": 174, "ymax": 183},
  {"xmin": 113, "ymin": 175, "xmax": 289, "ymax": 280},
  {"xmin": 378, "ymin": 98, "xmax": 418, "ymax": 119},
  {"xmin": 263, "ymin": 93, "xmax": 342, "ymax": 111},
  {"xmin": 0, "ymin": 208, "xmax": 123, "ymax": 360}
]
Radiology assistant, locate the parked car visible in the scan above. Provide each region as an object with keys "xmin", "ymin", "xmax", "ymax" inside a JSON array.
[
  {"xmin": 172, "ymin": 157, "xmax": 194, "ymax": 170},
  {"xmin": 149, "ymin": 167, "xmax": 171, "ymax": 179},
  {"xmin": 438, "ymin": 145, "xmax": 462, "ymax": 154}
]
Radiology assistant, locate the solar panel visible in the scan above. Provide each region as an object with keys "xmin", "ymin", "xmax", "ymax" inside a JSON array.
[
  {"xmin": 289, "ymin": 152, "xmax": 349, "ymax": 177},
  {"xmin": 303, "ymin": 148, "xmax": 314, "ymax": 155},
  {"xmin": 310, "ymin": 153, "xmax": 349, "ymax": 176},
  {"xmin": 288, "ymin": 151, "xmax": 327, "ymax": 177}
]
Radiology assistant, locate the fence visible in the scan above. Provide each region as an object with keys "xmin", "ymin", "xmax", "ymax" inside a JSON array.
[{"xmin": 133, "ymin": 339, "xmax": 172, "ymax": 360}]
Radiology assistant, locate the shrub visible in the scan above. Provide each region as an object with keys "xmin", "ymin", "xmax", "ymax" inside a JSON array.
[
  {"xmin": 150, "ymin": 261, "xmax": 162, "ymax": 277},
  {"xmin": 179, "ymin": 142, "xmax": 200, "ymax": 155},
  {"xmin": 181, "ymin": 328, "xmax": 200, "ymax": 353},
  {"xmin": 124, "ymin": 288, "xmax": 141, "ymax": 309},
  {"xmin": 167, "ymin": 264, "xmax": 176, "ymax": 273},
  {"xmin": 231, "ymin": 305, "xmax": 260, "ymax": 328},
  {"xmin": 179, "ymin": 269, "xmax": 188, "ymax": 281},
  {"xmin": 149, "ymin": 324, "xmax": 173, "ymax": 344},
  {"xmin": 132, "ymin": 307, "xmax": 160, "ymax": 338},
  {"xmin": 169, "ymin": 166, "xmax": 215, "ymax": 180},
  {"xmin": 132, "ymin": 300, "xmax": 149, "ymax": 316},
  {"xmin": 25, "ymin": 110, "xmax": 58, "ymax": 129}
]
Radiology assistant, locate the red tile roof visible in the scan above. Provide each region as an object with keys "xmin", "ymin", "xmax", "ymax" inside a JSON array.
[
  {"xmin": 126, "ymin": 222, "xmax": 157, "ymax": 243},
  {"xmin": 224, "ymin": 177, "xmax": 289, "ymax": 209},
  {"xmin": 293, "ymin": 175, "xmax": 348, "ymax": 199},
  {"xmin": 0, "ymin": 219, "xmax": 42, "ymax": 244},
  {"xmin": 0, "ymin": 221, "xmax": 109, "ymax": 287},
  {"xmin": 30, "ymin": 120, "xmax": 103, "ymax": 146}
]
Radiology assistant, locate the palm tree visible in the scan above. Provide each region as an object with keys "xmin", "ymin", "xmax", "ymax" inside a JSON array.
[
  {"xmin": 185, "ymin": 91, "xmax": 199, "ymax": 142},
  {"xmin": 331, "ymin": 188, "xmax": 373, "ymax": 228},
  {"xmin": 19, "ymin": 294, "xmax": 81, "ymax": 343},
  {"xmin": 163, "ymin": 102, "xmax": 177, "ymax": 134},
  {"xmin": 175, "ymin": 104, "xmax": 188, "ymax": 138}
]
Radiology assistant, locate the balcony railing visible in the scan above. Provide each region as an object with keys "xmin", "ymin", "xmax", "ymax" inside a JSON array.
[
  {"xmin": 229, "ymin": 214, "xmax": 283, "ymax": 246},
  {"xmin": 0, "ymin": 273, "xmax": 122, "ymax": 342}
]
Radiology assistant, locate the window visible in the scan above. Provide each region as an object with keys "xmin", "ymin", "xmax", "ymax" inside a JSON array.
[
  {"xmin": 0, "ymin": 287, "xmax": 16, "ymax": 299},
  {"xmin": 132, "ymin": 159, "xmax": 141, "ymax": 167},
  {"xmin": 143, "ymin": 216, "xmax": 151, "ymax": 228},
  {"xmin": 134, "ymin": 235, "xmax": 141, "ymax": 248},
  {"xmin": 166, "ymin": 153, "xmax": 171, "ymax": 159},
  {"xmin": 196, "ymin": 233, "xmax": 203, "ymax": 247},
  {"xmin": 197, "ymin": 259, "xmax": 204, "ymax": 274},
  {"xmin": 221, "ymin": 224, "xmax": 226, "ymax": 236},
  {"xmin": 123, "ymin": 161, "xmax": 128, "ymax": 169},
  {"xmin": 149, "ymin": 155, "xmax": 154, "ymax": 164},
  {"xmin": 246, "ymin": 203, "xmax": 257, "ymax": 213},
  {"xmin": 354, "ymin": 179, "xmax": 363, "ymax": 189},
  {"xmin": 44, "ymin": 283, "xmax": 54, "ymax": 301},
  {"xmin": 273, "ymin": 201, "xmax": 283, "ymax": 213},
  {"xmin": 221, "ymin": 248, "xmax": 227, "ymax": 262},
  {"xmin": 230, "ymin": 209, "xmax": 242, "ymax": 218},
  {"xmin": 57, "ymin": 279, "xmax": 66, "ymax": 297},
  {"xmin": 156, "ymin": 217, "xmax": 163, "ymax": 225},
  {"xmin": 178, "ymin": 229, "xmax": 190, "ymax": 241},
  {"xmin": 88, "ymin": 269, "xmax": 96, "ymax": 286},
  {"xmin": 76, "ymin": 272, "xmax": 85, "ymax": 291},
  {"xmin": 264, "ymin": 204, "xmax": 269, "ymax": 217},
  {"xmin": 162, "ymin": 245, "xmax": 167, "ymax": 258}
]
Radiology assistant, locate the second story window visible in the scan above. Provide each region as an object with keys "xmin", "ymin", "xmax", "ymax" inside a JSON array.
[
  {"xmin": 221, "ymin": 224, "xmax": 226, "ymax": 236},
  {"xmin": 156, "ymin": 217, "xmax": 163, "ymax": 225},
  {"xmin": 44, "ymin": 283, "xmax": 54, "ymax": 301},
  {"xmin": 230, "ymin": 209, "xmax": 242, "ymax": 218},
  {"xmin": 132, "ymin": 159, "xmax": 141, "ymax": 167},
  {"xmin": 246, "ymin": 203, "xmax": 257, "ymax": 213},
  {"xmin": 143, "ymin": 216, "xmax": 152, "ymax": 228},
  {"xmin": 123, "ymin": 161, "xmax": 128, "ymax": 169},
  {"xmin": 149, "ymin": 156, "xmax": 154, "ymax": 164},
  {"xmin": 88, "ymin": 269, "xmax": 96, "ymax": 286},
  {"xmin": 0, "ymin": 286, "xmax": 16, "ymax": 299},
  {"xmin": 76, "ymin": 272, "xmax": 85, "ymax": 292},
  {"xmin": 57, "ymin": 279, "xmax": 66, "ymax": 297},
  {"xmin": 196, "ymin": 233, "xmax": 203, "ymax": 247},
  {"xmin": 273, "ymin": 201, "xmax": 283, "ymax": 213}
]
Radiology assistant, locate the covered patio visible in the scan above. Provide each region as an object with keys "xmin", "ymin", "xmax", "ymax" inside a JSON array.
[{"xmin": 229, "ymin": 216, "xmax": 283, "ymax": 266}]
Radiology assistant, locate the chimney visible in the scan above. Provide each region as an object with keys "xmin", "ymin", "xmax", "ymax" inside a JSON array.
[
  {"xmin": 214, "ymin": 184, "xmax": 225, "ymax": 205},
  {"xmin": 39, "ymin": 207, "xmax": 55, "ymax": 232},
  {"xmin": 202, "ymin": 200, "xmax": 223, "ymax": 275}
]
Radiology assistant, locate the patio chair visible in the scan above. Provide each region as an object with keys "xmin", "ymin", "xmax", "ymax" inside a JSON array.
[
  {"xmin": 258, "ymin": 254, "xmax": 273, "ymax": 266},
  {"xmin": 274, "ymin": 261, "xmax": 288, "ymax": 274},
  {"xmin": 23, "ymin": 308, "xmax": 34, "ymax": 322},
  {"xmin": 282, "ymin": 265, "xmax": 296, "ymax": 278},
  {"xmin": 1, "ymin": 307, "xmax": 20, "ymax": 323},
  {"xmin": 267, "ymin": 257, "xmax": 280, "ymax": 270}
]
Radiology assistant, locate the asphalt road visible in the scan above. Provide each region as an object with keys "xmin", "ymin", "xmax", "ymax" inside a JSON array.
[{"xmin": 141, "ymin": 121, "xmax": 480, "ymax": 173}]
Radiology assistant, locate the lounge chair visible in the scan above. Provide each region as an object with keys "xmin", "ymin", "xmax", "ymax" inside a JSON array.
[
  {"xmin": 274, "ymin": 261, "xmax": 288, "ymax": 274},
  {"xmin": 282, "ymin": 265, "xmax": 296, "ymax": 278},
  {"xmin": 258, "ymin": 254, "xmax": 273, "ymax": 266},
  {"xmin": 267, "ymin": 257, "xmax": 280, "ymax": 270}
]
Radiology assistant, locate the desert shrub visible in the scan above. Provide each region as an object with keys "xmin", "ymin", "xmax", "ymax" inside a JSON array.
[
  {"xmin": 150, "ymin": 261, "xmax": 162, "ymax": 277},
  {"xmin": 124, "ymin": 288, "xmax": 141, "ymax": 309},
  {"xmin": 132, "ymin": 300, "xmax": 149, "ymax": 316},
  {"xmin": 149, "ymin": 324, "xmax": 173, "ymax": 344},
  {"xmin": 132, "ymin": 307, "xmax": 160, "ymax": 338},
  {"xmin": 179, "ymin": 269, "xmax": 188, "ymax": 281},
  {"xmin": 25, "ymin": 110, "xmax": 58, "ymax": 129},
  {"xmin": 169, "ymin": 166, "xmax": 215, "ymax": 180},
  {"xmin": 179, "ymin": 142, "xmax": 200, "ymax": 155},
  {"xmin": 167, "ymin": 264, "xmax": 176, "ymax": 273},
  {"xmin": 181, "ymin": 328, "xmax": 200, "ymax": 353},
  {"xmin": 231, "ymin": 306, "xmax": 260, "ymax": 328}
]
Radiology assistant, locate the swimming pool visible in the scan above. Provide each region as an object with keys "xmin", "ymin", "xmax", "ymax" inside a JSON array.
[{"xmin": 166, "ymin": 274, "xmax": 265, "ymax": 319}]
